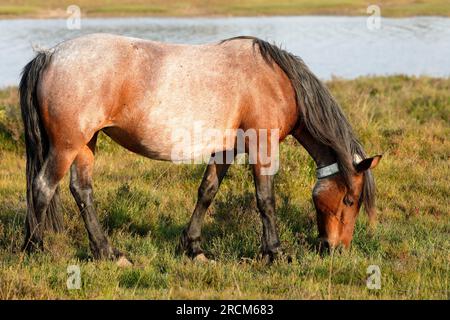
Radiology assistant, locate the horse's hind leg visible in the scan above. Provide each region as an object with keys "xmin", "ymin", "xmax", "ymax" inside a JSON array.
[
  {"xmin": 252, "ymin": 163, "xmax": 281, "ymax": 262},
  {"xmin": 24, "ymin": 148, "xmax": 76, "ymax": 251},
  {"xmin": 69, "ymin": 135, "xmax": 128, "ymax": 262},
  {"xmin": 180, "ymin": 155, "xmax": 231, "ymax": 259}
]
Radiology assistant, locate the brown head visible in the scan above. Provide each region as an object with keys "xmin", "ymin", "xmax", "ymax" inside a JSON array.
[{"xmin": 313, "ymin": 155, "xmax": 382, "ymax": 251}]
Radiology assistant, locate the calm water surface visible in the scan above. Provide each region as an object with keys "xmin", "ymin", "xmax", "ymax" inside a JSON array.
[{"xmin": 0, "ymin": 16, "xmax": 449, "ymax": 87}]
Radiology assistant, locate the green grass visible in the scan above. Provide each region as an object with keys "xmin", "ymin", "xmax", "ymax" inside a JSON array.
[
  {"xmin": 0, "ymin": 76, "xmax": 449, "ymax": 299},
  {"xmin": 0, "ymin": 0, "xmax": 449, "ymax": 18}
]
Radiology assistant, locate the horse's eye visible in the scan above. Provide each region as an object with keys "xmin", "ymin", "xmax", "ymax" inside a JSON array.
[{"xmin": 343, "ymin": 195, "xmax": 354, "ymax": 206}]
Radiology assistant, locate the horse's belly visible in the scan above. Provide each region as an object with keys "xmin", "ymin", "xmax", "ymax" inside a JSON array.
[
  {"xmin": 106, "ymin": 104, "xmax": 238, "ymax": 162},
  {"xmin": 151, "ymin": 109, "xmax": 238, "ymax": 161}
]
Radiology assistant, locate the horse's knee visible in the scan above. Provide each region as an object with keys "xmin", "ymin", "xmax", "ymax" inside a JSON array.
[
  {"xmin": 256, "ymin": 192, "xmax": 275, "ymax": 214},
  {"xmin": 198, "ymin": 179, "xmax": 218, "ymax": 204}
]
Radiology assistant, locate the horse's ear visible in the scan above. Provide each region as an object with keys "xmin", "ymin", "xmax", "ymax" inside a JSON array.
[{"xmin": 355, "ymin": 155, "xmax": 382, "ymax": 172}]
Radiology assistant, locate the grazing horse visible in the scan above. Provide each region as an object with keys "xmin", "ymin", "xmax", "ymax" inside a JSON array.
[{"xmin": 20, "ymin": 34, "xmax": 381, "ymax": 263}]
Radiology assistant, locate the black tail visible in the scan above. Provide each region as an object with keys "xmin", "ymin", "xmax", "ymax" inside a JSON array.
[
  {"xmin": 19, "ymin": 51, "xmax": 63, "ymax": 246},
  {"xmin": 222, "ymin": 36, "xmax": 376, "ymax": 219}
]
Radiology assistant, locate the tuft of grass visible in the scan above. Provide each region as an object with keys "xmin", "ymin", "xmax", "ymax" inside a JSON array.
[
  {"xmin": 119, "ymin": 268, "xmax": 168, "ymax": 289},
  {"xmin": 0, "ymin": 76, "xmax": 449, "ymax": 299}
]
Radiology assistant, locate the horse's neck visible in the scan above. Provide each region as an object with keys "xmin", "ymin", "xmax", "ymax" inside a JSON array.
[{"xmin": 293, "ymin": 127, "xmax": 336, "ymax": 167}]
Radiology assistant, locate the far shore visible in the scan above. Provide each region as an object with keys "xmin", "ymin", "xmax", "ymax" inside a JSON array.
[{"xmin": 1, "ymin": 1, "xmax": 450, "ymax": 19}]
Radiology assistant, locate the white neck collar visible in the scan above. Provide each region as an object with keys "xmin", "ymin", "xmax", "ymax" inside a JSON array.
[{"xmin": 316, "ymin": 163, "xmax": 340, "ymax": 179}]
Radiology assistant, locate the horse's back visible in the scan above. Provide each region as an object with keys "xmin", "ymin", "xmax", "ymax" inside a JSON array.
[{"xmin": 38, "ymin": 34, "xmax": 297, "ymax": 160}]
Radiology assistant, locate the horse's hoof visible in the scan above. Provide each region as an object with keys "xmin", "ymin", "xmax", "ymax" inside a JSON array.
[
  {"xmin": 239, "ymin": 257, "xmax": 254, "ymax": 265},
  {"xmin": 193, "ymin": 253, "xmax": 212, "ymax": 263},
  {"xmin": 260, "ymin": 254, "xmax": 273, "ymax": 265},
  {"xmin": 116, "ymin": 256, "xmax": 133, "ymax": 268},
  {"xmin": 260, "ymin": 249, "xmax": 291, "ymax": 264}
]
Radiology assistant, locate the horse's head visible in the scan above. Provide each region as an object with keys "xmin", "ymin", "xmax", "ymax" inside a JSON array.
[{"xmin": 312, "ymin": 155, "xmax": 382, "ymax": 252}]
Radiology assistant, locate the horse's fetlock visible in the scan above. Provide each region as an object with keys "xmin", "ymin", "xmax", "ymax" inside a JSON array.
[{"xmin": 179, "ymin": 229, "xmax": 203, "ymax": 257}]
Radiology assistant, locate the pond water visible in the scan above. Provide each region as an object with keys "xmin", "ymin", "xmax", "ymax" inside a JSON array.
[{"xmin": 0, "ymin": 16, "xmax": 449, "ymax": 87}]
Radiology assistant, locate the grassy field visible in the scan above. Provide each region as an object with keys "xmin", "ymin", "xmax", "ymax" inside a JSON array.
[
  {"xmin": 0, "ymin": 76, "xmax": 449, "ymax": 299},
  {"xmin": 0, "ymin": 0, "xmax": 450, "ymax": 18}
]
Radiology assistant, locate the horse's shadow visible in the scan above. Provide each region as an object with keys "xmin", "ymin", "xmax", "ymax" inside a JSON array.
[
  {"xmin": 2, "ymin": 183, "xmax": 319, "ymax": 262},
  {"xmin": 146, "ymin": 190, "xmax": 319, "ymax": 260},
  {"xmin": 97, "ymin": 164, "xmax": 321, "ymax": 260}
]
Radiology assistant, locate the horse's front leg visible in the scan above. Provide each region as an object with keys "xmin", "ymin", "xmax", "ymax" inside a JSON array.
[
  {"xmin": 252, "ymin": 163, "xmax": 281, "ymax": 262},
  {"xmin": 180, "ymin": 156, "xmax": 231, "ymax": 260}
]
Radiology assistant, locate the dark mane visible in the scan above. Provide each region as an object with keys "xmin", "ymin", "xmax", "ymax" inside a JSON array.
[{"xmin": 222, "ymin": 36, "xmax": 376, "ymax": 218}]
